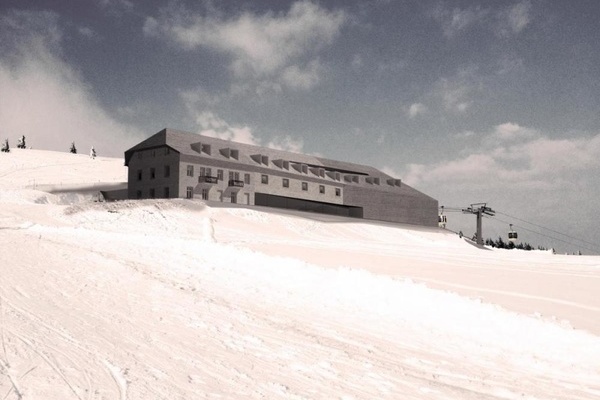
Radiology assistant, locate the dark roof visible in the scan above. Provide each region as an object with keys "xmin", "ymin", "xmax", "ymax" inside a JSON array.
[{"xmin": 124, "ymin": 128, "xmax": 394, "ymax": 179}]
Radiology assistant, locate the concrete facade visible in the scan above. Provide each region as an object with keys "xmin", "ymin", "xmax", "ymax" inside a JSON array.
[{"xmin": 124, "ymin": 128, "xmax": 438, "ymax": 227}]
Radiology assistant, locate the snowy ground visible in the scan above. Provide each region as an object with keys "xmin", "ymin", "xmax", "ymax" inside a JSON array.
[{"xmin": 1, "ymin": 149, "xmax": 599, "ymax": 399}]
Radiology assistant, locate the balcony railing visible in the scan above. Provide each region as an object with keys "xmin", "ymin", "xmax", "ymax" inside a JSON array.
[
  {"xmin": 199, "ymin": 176, "xmax": 219, "ymax": 184},
  {"xmin": 228, "ymin": 179, "xmax": 244, "ymax": 187}
]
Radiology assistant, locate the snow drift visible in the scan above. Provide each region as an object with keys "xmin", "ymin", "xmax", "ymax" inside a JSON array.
[{"xmin": 1, "ymin": 148, "xmax": 599, "ymax": 399}]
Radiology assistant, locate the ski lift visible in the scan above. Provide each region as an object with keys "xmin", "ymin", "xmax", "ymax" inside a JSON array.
[
  {"xmin": 438, "ymin": 206, "xmax": 447, "ymax": 228},
  {"xmin": 508, "ymin": 224, "xmax": 518, "ymax": 242}
]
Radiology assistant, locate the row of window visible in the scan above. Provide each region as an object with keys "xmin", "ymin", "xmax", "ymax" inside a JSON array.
[
  {"xmin": 137, "ymin": 147, "xmax": 170, "ymax": 159},
  {"xmin": 190, "ymin": 165, "xmax": 342, "ymax": 196},
  {"xmin": 137, "ymin": 165, "xmax": 170, "ymax": 181},
  {"xmin": 139, "ymin": 164, "xmax": 341, "ymax": 197}
]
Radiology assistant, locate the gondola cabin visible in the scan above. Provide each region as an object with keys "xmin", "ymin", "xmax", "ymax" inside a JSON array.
[
  {"xmin": 508, "ymin": 224, "xmax": 518, "ymax": 242},
  {"xmin": 438, "ymin": 214, "xmax": 447, "ymax": 228}
]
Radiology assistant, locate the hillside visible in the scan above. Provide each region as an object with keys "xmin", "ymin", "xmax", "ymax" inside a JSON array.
[{"xmin": 1, "ymin": 148, "xmax": 599, "ymax": 399}]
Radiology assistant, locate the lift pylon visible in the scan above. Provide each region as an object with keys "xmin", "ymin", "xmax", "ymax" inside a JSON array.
[{"xmin": 462, "ymin": 203, "xmax": 495, "ymax": 245}]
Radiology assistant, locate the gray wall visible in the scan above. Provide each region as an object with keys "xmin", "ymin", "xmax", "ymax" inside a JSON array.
[{"xmin": 343, "ymin": 185, "xmax": 438, "ymax": 227}]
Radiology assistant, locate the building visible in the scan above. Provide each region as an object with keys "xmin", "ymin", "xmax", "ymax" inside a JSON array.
[{"xmin": 124, "ymin": 128, "xmax": 438, "ymax": 227}]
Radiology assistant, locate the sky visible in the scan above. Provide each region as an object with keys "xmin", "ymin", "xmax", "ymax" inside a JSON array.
[{"xmin": 1, "ymin": 0, "xmax": 599, "ymax": 253}]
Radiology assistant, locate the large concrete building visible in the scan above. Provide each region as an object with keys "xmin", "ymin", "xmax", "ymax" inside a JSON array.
[{"xmin": 124, "ymin": 128, "xmax": 438, "ymax": 227}]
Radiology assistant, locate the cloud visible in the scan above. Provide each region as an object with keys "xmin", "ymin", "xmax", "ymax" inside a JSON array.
[
  {"xmin": 496, "ymin": 1, "xmax": 531, "ymax": 37},
  {"xmin": 0, "ymin": 9, "xmax": 141, "ymax": 157},
  {"xmin": 436, "ymin": 77, "xmax": 474, "ymax": 113},
  {"xmin": 491, "ymin": 122, "xmax": 537, "ymax": 142},
  {"xmin": 402, "ymin": 123, "xmax": 600, "ymax": 188},
  {"xmin": 408, "ymin": 103, "xmax": 428, "ymax": 118},
  {"xmin": 180, "ymin": 89, "xmax": 304, "ymax": 153},
  {"xmin": 431, "ymin": 4, "xmax": 488, "ymax": 37},
  {"xmin": 78, "ymin": 26, "xmax": 97, "ymax": 39},
  {"xmin": 194, "ymin": 111, "xmax": 259, "ymax": 145},
  {"xmin": 432, "ymin": 1, "xmax": 532, "ymax": 38},
  {"xmin": 144, "ymin": 1, "xmax": 346, "ymax": 92}
]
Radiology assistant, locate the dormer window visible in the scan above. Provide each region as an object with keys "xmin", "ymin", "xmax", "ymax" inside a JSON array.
[
  {"xmin": 191, "ymin": 142, "xmax": 211, "ymax": 155},
  {"xmin": 344, "ymin": 175, "xmax": 359, "ymax": 183},
  {"xmin": 251, "ymin": 154, "xmax": 269, "ymax": 166},
  {"xmin": 220, "ymin": 148, "xmax": 238, "ymax": 159}
]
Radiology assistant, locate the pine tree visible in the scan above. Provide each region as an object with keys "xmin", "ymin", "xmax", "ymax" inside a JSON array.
[
  {"xmin": 1, "ymin": 139, "xmax": 9, "ymax": 153},
  {"xmin": 70, "ymin": 142, "xmax": 77, "ymax": 154},
  {"xmin": 17, "ymin": 135, "xmax": 26, "ymax": 149}
]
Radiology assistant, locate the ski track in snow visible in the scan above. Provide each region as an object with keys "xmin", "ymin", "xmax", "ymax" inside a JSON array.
[{"xmin": 1, "ymin": 150, "xmax": 600, "ymax": 399}]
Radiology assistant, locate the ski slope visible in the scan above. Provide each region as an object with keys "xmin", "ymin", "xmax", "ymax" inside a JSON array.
[{"xmin": 1, "ymin": 149, "xmax": 599, "ymax": 399}]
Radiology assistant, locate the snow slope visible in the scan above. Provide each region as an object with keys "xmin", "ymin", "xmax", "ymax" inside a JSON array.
[{"xmin": 1, "ymin": 149, "xmax": 599, "ymax": 399}]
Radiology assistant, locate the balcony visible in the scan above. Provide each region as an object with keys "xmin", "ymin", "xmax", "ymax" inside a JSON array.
[
  {"xmin": 199, "ymin": 176, "xmax": 219, "ymax": 184},
  {"xmin": 228, "ymin": 179, "xmax": 244, "ymax": 187}
]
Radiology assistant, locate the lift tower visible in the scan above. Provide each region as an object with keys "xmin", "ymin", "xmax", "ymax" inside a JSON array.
[{"xmin": 462, "ymin": 203, "xmax": 495, "ymax": 245}]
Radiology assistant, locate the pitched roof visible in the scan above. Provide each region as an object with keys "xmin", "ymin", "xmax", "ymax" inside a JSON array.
[{"xmin": 124, "ymin": 128, "xmax": 394, "ymax": 179}]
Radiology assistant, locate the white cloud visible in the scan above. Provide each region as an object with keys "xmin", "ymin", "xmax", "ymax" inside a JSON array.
[
  {"xmin": 194, "ymin": 111, "xmax": 259, "ymax": 145},
  {"xmin": 437, "ymin": 78, "xmax": 473, "ymax": 113},
  {"xmin": 281, "ymin": 59, "xmax": 323, "ymax": 90},
  {"xmin": 351, "ymin": 54, "xmax": 363, "ymax": 70},
  {"xmin": 497, "ymin": 53, "xmax": 524, "ymax": 75},
  {"xmin": 402, "ymin": 123, "xmax": 600, "ymax": 189},
  {"xmin": 408, "ymin": 103, "xmax": 428, "ymax": 118},
  {"xmin": 432, "ymin": 2, "xmax": 532, "ymax": 38},
  {"xmin": 496, "ymin": 1, "xmax": 531, "ymax": 37},
  {"xmin": 491, "ymin": 122, "xmax": 537, "ymax": 142},
  {"xmin": 432, "ymin": 4, "xmax": 488, "ymax": 37},
  {"xmin": 186, "ymin": 106, "xmax": 304, "ymax": 153},
  {"xmin": 78, "ymin": 26, "xmax": 96, "ymax": 39},
  {"xmin": 0, "ymin": 10, "xmax": 141, "ymax": 157},
  {"xmin": 144, "ymin": 1, "xmax": 345, "ymax": 93}
]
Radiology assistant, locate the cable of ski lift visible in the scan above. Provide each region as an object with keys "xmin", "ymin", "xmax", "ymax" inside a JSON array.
[
  {"xmin": 495, "ymin": 210, "xmax": 599, "ymax": 250},
  {"xmin": 483, "ymin": 214, "xmax": 600, "ymax": 254}
]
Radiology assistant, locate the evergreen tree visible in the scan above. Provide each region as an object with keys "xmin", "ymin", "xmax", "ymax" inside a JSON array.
[
  {"xmin": 17, "ymin": 135, "xmax": 26, "ymax": 149},
  {"xmin": 1, "ymin": 139, "xmax": 9, "ymax": 153},
  {"xmin": 495, "ymin": 236, "xmax": 506, "ymax": 249},
  {"xmin": 70, "ymin": 142, "xmax": 77, "ymax": 154}
]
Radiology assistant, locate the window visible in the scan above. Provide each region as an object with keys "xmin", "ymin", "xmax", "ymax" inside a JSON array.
[
  {"xmin": 137, "ymin": 170, "xmax": 142, "ymax": 181},
  {"xmin": 244, "ymin": 173, "xmax": 250, "ymax": 184},
  {"xmin": 164, "ymin": 165, "xmax": 170, "ymax": 178},
  {"xmin": 217, "ymin": 169, "xmax": 223, "ymax": 180},
  {"xmin": 136, "ymin": 190, "xmax": 142, "ymax": 199},
  {"xmin": 229, "ymin": 171, "xmax": 234, "ymax": 180},
  {"xmin": 319, "ymin": 185, "xmax": 325, "ymax": 194},
  {"xmin": 187, "ymin": 165, "xmax": 194, "ymax": 177},
  {"xmin": 302, "ymin": 182, "xmax": 308, "ymax": 191},
  {"xmin": 149, "ymin": 188, "xmax": 155, "ymax": 198},
  {"xmin": 164, "ymin": 187, "xmax": 170, "ymax": 198},
  {"xmin": 199, "ymin": 167, "xmax": 206, "ymax": 177},
  {"xmin": 261, "ymin": 174, "xmax": 269, "ymax": 184},
  {"xmin": 206, "ymin": 167, "xmax": 212, "ymax": 177},
  {"xmin": 201, "ymin": 188, "xmax": 209, "ymax": 200},
  {"xmin": 231, "ymin": 193, "xmax": 237, "ymax": 204},
  {"xmin": 282, "ymin": 178, "xmax": 289, "ymax": 188},
  {"xmin": 186, "ymin": 186, "xmax": 193, "ymax": 199},
  {"xmin": 150, "ymin": 167, "xmax": 156, "ymax": 179},
  {"xmin": 335, "ymin": 188, "xmax": 341, "ymax": 197}
]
